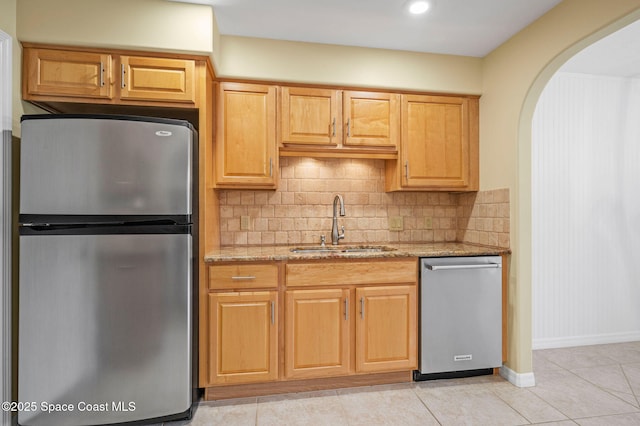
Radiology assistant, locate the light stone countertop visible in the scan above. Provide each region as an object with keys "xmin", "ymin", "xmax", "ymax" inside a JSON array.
[{"xmin": 204, "ymin": 242, "xmax": 510, "ymax": 263}]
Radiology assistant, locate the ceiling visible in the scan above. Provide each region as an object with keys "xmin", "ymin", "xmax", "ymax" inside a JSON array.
[
  {"xmin": 170, "ymin": 0, "xmax": 640, "ymax": 77},
  {"xmin": 560, "ymin": 19, "xmax": 640, "ymax": 78},
  {"xmin": 171, "ymin": 0, "xmax": 562, "ymax": 57}
]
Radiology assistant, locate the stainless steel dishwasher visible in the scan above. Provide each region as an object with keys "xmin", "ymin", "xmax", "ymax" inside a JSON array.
[{"xmin": 415, "ymin": 256, "xmax": 502, "ymax": 380}]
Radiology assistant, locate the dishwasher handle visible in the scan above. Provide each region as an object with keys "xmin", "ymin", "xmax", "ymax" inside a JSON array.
[{"xmin": 424, "ymin": 263, "xmax": 501, "ymax": 271}]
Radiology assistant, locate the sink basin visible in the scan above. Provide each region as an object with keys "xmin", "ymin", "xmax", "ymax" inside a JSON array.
[{"xmin": 290, "ymin": 245, "xmax": 396, "ymax": 254}]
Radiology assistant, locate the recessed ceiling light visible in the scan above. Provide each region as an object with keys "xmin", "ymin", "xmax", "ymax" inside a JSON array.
[{"xmin": 408, "ymin": 0, "xmax": 430, "ymax": 14}]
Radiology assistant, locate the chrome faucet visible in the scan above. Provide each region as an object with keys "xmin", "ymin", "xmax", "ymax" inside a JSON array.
[{"xmin": 331, "ymin": 194, "xmax": 345, "ymax": 245}]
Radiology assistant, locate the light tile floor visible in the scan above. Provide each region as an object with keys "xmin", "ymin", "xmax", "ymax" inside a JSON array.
[{"xmin": 172, "ymin": 341, "xmax": 640, "ymax": 425}]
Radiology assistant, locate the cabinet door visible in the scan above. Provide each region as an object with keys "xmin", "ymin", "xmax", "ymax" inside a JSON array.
[
  {"xmin": 24, "ymin": 47, "xmax": 112, "ymax": 100},
  {"xmin": 355, "ymin": 286, "xmax": 417, "ymax": 373},
  {"xmin": 208, "ymin": 292, "xmax": 278, "ymax": 384},
  {"xmin": 402, "ymin": 95, "xmax": 469, "ymax": 188},
  {"xmin": 281, "ymin": 87, "xmax": 340, "ymax": 145},
  {"xmin": 215, "ymin": 82, "xmax": 277, "ymax": 188},
  {"xmin": 119, "ymin": 56, "xmax": 195, "ymax": 103},
  {"xmin": 343, "ymin": 91, "xmax": 399, "ymax": 147},
  {"xmin": 285, "ymin": 289, "xmax": 351, "ymax": 379}
]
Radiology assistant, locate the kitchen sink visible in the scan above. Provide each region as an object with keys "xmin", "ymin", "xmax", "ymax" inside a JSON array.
[{"xmin": 289, "ymin": 245, "xmax": 396, "ymax": 254}]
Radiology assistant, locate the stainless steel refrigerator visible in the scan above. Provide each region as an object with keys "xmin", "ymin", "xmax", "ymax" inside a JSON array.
[{"xmin": 18, "ymin": 114, "xmax": 198, "ymax": 426}]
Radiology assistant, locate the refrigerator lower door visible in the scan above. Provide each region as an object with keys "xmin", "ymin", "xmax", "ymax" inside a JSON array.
[{"xmin": 18, "ymin": 233, "xmax": 192, "ymax": 426}]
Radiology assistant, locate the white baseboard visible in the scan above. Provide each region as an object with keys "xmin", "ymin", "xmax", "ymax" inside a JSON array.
[
  {"xmin": 500, "ymin": 365, "xmax": 536, "ymax": 388},
  {"xmin": 532, "ymin": 331, "xmax": 640, "ymax": 350}
]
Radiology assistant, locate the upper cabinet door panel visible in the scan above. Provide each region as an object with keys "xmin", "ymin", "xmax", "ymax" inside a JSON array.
[
  {"xmin": 25, "ymin": 48, "xmax": 112, "ymax": 100},
  {"xmin": 215, "ymin": 82, "xmax": 277, "ymax": 188},
  {"xmin": 119, "ymin": 56, "xmax": 195, "ymax": 104},
  {"xmin": 402, "ymin": 95, "xmax": 469, "ymax": 188},
  {"xmin": 343, "ymin": 91, "xmax": 399, "ymax": 148},
  {"xmin": 281, "ymin": 87, "xmax": 340, "ymax": 146}
]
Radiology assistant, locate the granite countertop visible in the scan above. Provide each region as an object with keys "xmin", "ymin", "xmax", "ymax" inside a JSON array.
[{"xmin": 204, "ymin": 242, "xmax": 510, "ymax": 263}]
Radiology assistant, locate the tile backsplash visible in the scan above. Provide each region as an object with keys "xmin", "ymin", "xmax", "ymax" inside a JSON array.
[{"xmin": 219, "ymin": 157, "xmax": 509, "ymax": 248}]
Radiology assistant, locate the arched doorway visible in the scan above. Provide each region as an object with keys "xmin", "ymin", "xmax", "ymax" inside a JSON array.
[
  {"xmin": 531, "ymin": 21, "xmax": 640, "ymax": 349},
  {"xmin": 510, "ymin": 7, "xmax": 640, "ymax": 387}
]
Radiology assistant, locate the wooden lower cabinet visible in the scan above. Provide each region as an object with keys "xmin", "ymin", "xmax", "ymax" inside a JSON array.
[
  {"xmin": 355, "ymin": 286, "xmax": 417, "ymax": 373},
  {"xmin": 284, "ymin": 285, "xmax": 417, "ymax": 379},
  {"xmin": 208, "ymin": 291, "xmax": 278, "ymax": 385},
  {"xmin": 285, "ymin": 288, "xmax": 351, "ymax": 379},
  {"xmin": 205, "ymin": 259, "xmax": 419, "ymax": 398}
]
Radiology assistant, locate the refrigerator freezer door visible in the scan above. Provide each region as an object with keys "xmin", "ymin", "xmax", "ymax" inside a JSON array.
[
  {"xmin": 20, "ymin": 116, "xmax": 192, "ymax": 216},
  {"xmin": 18, "ymin": 233, "xmax": 192, "ymax": 426}
]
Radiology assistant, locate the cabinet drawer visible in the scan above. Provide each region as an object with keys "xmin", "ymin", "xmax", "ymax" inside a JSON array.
[
  {"xmin": 209, "ymin": 264, "xmax": 278, "ymax": 290},
  {"xmin": 286, "ymin": 259, "xmax": 417, "ymax": 287}
]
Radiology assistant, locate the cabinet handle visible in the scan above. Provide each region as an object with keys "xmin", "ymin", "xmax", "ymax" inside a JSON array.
[
  {"xmin": 99, "ymin": 62, "xmax": 104, "ymax": 87},
  {"xmin": 121, "ymin": 64, "xmax": 126, "ymax": 89},
  {"xmin": 270, "ymin": 301, "xmax": 275, "ymax": 325},
  {"xmin": 404, "ymin": 161, "xmax": 409, "ymax": 180},
  {"xmin": 344, "ymin": 297, "xmax": 348, "ymax": 321},
  {"xmin": 360, "ymin": 297, "xmax": 365, "ymax": 319},
  {"xmin": 231, "ymin": 276, "xmax": 256, "ymax": 280},
  {"xmin": 269, "ymin": 157, "xmax": 273, "ymax": 177},
  {"xmin": 346, "ymin": 118, "xmax": 351, "ymax": 137},
  {"xmin": 332, "ymin": 117, "xmax": 336, "ymax": 137}
]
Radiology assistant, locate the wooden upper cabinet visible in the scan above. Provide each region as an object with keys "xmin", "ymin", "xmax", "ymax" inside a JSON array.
[
  {"xmin": 215, "ymin": 82, "xmax": 278, "ymax": 188},
  {"xmin": 119, "ymin": 56, "xmax": 195, "ymax": 103},
  {"xmin": 279, "ymin": 87, "xmax": 400, "ymax": 157},
  {"xmin": 386, "ymin": 94, "xmax": 479, "ymax": 192},
  {"xmin": 343, "ymin": 91, "xmax": 399, "ymax": 148},
  {"xmin": 24, "ymin": 47, "xmax": 113, "ymax": 100},
  {"xmin": 22, "ymin": 45, "xmax": 198, "ymax": 107},
  {"xmin": 281, "ymin": 87, "xmax": 340, "ymax": 146}
]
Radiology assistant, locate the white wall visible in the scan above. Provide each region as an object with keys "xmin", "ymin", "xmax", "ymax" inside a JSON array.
[{"xmin": 532, "ymin": 72, "xmax": 640, "ymax": 349}]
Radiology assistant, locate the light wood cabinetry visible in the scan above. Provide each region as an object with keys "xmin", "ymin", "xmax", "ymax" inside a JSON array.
[
  {"xmin": 23, "ymin": 45, "xmax": 196, "ymax": 106},
  {"xmin": 281, "ymin": 87, "xmax": 340, "ymax": 146},
  {"xmin": 208, "ymin": 291, "xmax": 278, "ymax": 384},
  {"xmin": 355, "ymin": 286, "xmax": 417, "ymax": 373},
  {"xmin": 386, "ymin": 94, "xmax": 479, "ymax": 192},
  {"xmin": 343, "ymin": 91, "xmax": 399, "ymax": 148},
  {"xmin": 284, "ymin": 259, "xmax": 418, "ymax": 378},
  {"xmin": 214, "ymin": 82, "xmax": 278, "ymax": 189},
  {"xmin": 24, "ymin": 47, "xmax": 113, "ymax": 100},
  {"xmin": 285, "ymin": 288, "xmax": 351, "ymax": 379},
  {"xmin": 209, "ymin": 263, "xmax": 278, "ymax": 290},
  {"xmin": 206, "ymin": 263, "xmax": 279, "ymax": 386},
  {"xmin": 119, "ymin": 55, "xmax": 195, "ymax": 103},
  {"xmin": 279, "ymin": 87, "xmax": 400, "ymax": 158}
]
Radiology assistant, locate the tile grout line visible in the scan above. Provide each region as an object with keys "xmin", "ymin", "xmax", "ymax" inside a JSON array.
[
  {"xmin": 565, "ymin": 363, "xmax": 640, "ymax": 412},
  {"xmin": 410, "ymin": 385, "xmax": 444, "ymax": 426},
  {"xmin": 528, "ymin": 361, "xmax": 585, "ymax": 422},
  {"xmin": 620, "ymin": 363, "xmax": 640, "ymax": 409},
  {"xmin": 489, "ymin": 385, "xmax": 545, "ymax": 425}
]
